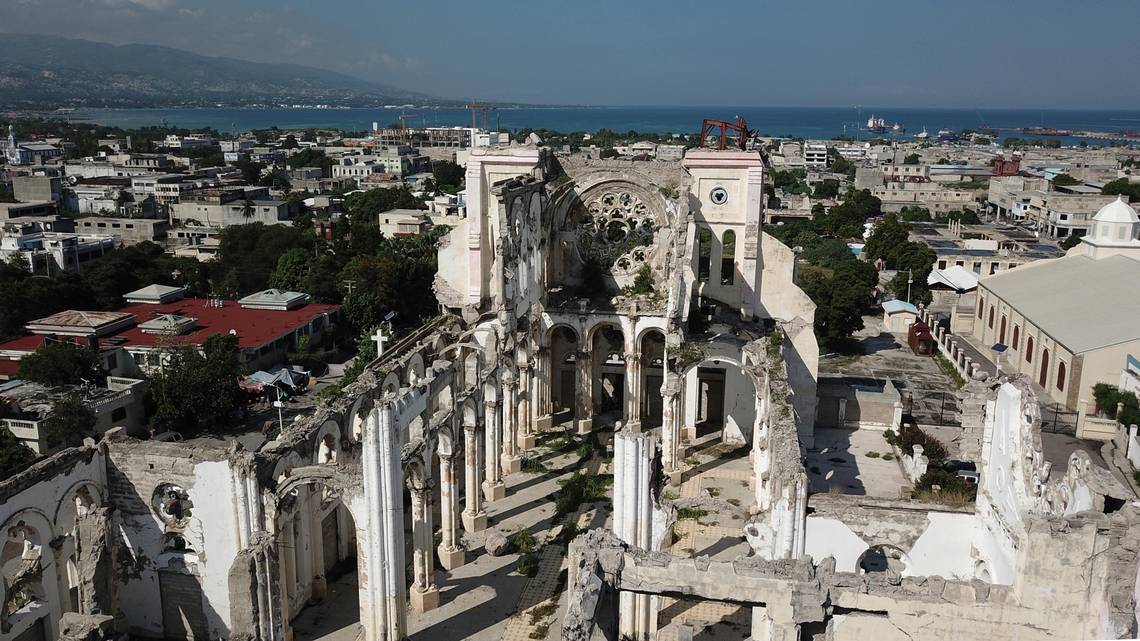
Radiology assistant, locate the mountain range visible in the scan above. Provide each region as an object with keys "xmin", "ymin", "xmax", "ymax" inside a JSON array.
[{"xmin": 0, "ymin": 34, "xmax": 442, "ymax": 108}]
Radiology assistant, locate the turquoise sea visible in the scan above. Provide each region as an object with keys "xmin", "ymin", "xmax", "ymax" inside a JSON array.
[{"xmin": 57, "ymin": 106, "xmax": 1140, "ymax": 145}]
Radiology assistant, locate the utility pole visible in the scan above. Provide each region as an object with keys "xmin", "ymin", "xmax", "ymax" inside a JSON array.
[{"xmin": 906, "ymin": 269, "xmax": 914, "ymax": 303}]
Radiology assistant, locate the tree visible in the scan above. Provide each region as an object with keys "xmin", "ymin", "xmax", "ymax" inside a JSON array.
[
  {"xmin": 864, "ymin": 213, "xmax": 911, "ymax": 267},
  {"xmin": 240, "ymin": 198, "xmax": 255, "ymax": 221},
  {"xmin": 286, "ymin": 148, "xmax": 334, "ymax": 176},
  {"xmin": 17, "ymin": 343, "xmax": 104, "ymax": 386},
  {"xmin": 799, "ymin": 264, "xmax": 873, "ymax": 341},
  {"xmin": 343, "ymin": 187, "xmax": 423, "ymax": 224},
  {"xmin": 232, "ymin": 159, "xmax": 266, "ymax": 185},
  {"xmin": 1102, "ymin": 178, "xmax": 1140, "ymax": 201},
  {"xmin": 829, "ymin": 155, "xmax": 856, "ymax": 180},
  {"xmin": 899, "ymin": 205, "xmax": 932, "ymax": 222},
  {"xmin": 1052, "ymin": 173, "xmax": 1080, "ymax": 187},
  {"xmin": 903, "ymin": 153, "xmax": 921, "ymax": 165},
  {"xmin": 431, "ymin": 161, "xmax": 464, "ymax": 191},
  {"xmin": 269, "ymin": 248, "xmax": 312, "ymax": 292},
  {"xmin": 148, "ymin": 334, "xmax": 245, "ymax": 436},
  {"xmin": 41, "ymin": 392, "xmax": 96, "ymax": 449},
  {"xmin": 598, "ymin": 148, "xmax": 619, "ymax": 160},
  {"xmin": 817, "ymin": 189, "xmax": 881, "ymax": 238},
  {"xmin": 1060, "ymin": 234, "xmax": 1083, "ymax": 251},
  {"xmin": 812, "ymin": 179, "xmax": 840, "ymax": 199},
  {"xmin": 0, "ymin": 427, "xmax": 35, "ymax": 478}
]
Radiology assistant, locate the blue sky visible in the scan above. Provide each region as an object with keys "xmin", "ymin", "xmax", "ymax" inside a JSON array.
[{"xmin": 4, "ymin": 0, "xmax": 1138, "ymax": 108}]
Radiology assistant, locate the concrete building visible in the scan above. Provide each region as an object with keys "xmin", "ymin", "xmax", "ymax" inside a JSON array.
[
  {"xmin": 973, "ymin": 198, "xmax": 1140, "ymax": 409},
  {"xmin": 12, "ymin": 175, "xmax": 63, "ymax": 203},
  {"xmin": 0, "ymin": 377, "xmax": 148, "ymax": 453},
  {"xmin": 0, "ymin": 201, "xmax": 57, "ymax": 221},
  {"xmin": 170, "ymin": 188, "xmax": 289, "ymax": 228},
  {"xmin": 0, "ymin": 227, "xmax": 116, "ymax": 274},
  {"xmin": 803, "ymin": 143, "xmax": 829, "ymax": 169},
  {"xmin": 75, "ymin": 217, "xmax": 169, "ymax": 246}
]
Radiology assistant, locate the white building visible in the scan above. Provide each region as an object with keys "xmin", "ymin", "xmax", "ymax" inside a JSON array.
[{"xmin": 803, "ymin": 143, "xmax": 829, "ymax": 169}]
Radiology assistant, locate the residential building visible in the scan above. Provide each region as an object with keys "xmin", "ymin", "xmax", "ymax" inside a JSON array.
[
  {"xmin": 803, "ymin": 143, "xmax": 829, "ymax": 169},
  {"xmin": 75, "ymin": 217, "xmax": 169, "ymax": 245},
  {"xmin": 170, "ymin": 188, "xmax": 289, "ymax": 228},
  {"xmin": 162, "ymin": 134, "xmax": 215, "ymax": 149},
  {"xmin": 0, "ymin": 201, "xmax": 57, "ymax": 221},
  {"xmin": 12, "ymin": 175, "xmax": 62, "ymax": 203},
  {"xmin": 0, "ymin": 286, "xmax": 341, "ymax": 376},
  {"xmin": 0, "ymin": 377, "xmax": 148, "ymax": 452},
  {"xmin": 0, "ymin": 227, "xmax": 116, "ymax": 274},
  {"xmin": 972, "ymin": 198, "xmax": 1140, "ymax": 409}
]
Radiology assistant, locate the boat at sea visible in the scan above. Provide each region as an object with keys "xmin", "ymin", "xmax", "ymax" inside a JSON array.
[
  {"xmin": 1021, "ymin": 126, "xmax": 1072, "ymax": 136},
  {"xmin": 891, "ymin": 122, "xmax": 905, "ymax": 134},
  {"xmin": 914, "ymin": 126, "xmax": 929, "ymax": 139},
  {"xmin": 866, "ymin": 115, "xmax": 888, "ymax": 133}
]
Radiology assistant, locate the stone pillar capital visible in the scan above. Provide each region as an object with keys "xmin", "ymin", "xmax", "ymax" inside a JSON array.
[{"xmin": 484, "ymin": 399, "xmax": 500, "ymax": 409}]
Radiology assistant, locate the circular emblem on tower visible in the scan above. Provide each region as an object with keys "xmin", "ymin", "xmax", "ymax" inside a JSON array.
[{"xmin": 710, "ymin": 186, "xmax": 729, "ymax": 205}]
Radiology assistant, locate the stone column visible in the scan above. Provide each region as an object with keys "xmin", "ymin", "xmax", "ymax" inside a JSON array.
[
  {"xmin": 437, "ymin": 453, "xmax": 465, "ymax": 569},
  {"xmin": 624, "ymin": 351, "xmax": 642, "ymax": 431},
  {"xmin": 408, "ymin": 476, "xmax": 439, "ymax": 612},
  {"xmin": 576, "ymin": 348, "xmax": 593, "ymax": 434},
  {"xmin": 462, "ymin": 423, "xmax": 487, "ymax": 532},
  {"xmin": 483, "ymin": 400, "xmax": 506, "ymax": 501},
  {"xmin": 518, "ymin": 363, "xmax": 536, "ymax": 449},
  {"xmin": 535, "ymin": 346, "xmax": 554, "ymax": 430},
  {"xmin": 360, "ymin": 404, "xmax": 407, "ymax": 641},
  {"xmin": 614, "ymin": 431, "xmax": 659, "ymax": 641},
  {"xmin": 502, "ymin": 377, "xmax": 521, "ymax": 474},
  {"xmin": 661, "ymin": 375, "xmax": 682, "ymax": 486}
]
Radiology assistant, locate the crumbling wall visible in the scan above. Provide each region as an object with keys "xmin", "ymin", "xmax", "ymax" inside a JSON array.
[
  {"xmin": 105, "ymin": 440, "xmax": 242, "ymax": 639},
  {"xmin": 804, "ymin": 495, "xmax": 974, "ymax": 579},
  {"xmin": 0, "ymin": 442, "xmax": 107, "ymax": 641}
]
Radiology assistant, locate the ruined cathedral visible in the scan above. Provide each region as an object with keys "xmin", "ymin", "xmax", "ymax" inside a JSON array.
[{"xmin": 3, "ymin": 145, "xmax": 1140, "ymax": 641}]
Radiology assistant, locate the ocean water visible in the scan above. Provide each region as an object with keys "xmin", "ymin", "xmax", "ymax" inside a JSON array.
[{"xmin": 59, "ymin": 106, "xmax": 1140, "ymax": 144}]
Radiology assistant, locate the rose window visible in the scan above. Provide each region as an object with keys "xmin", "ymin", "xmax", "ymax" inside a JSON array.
[{"xmin": 574, "ymin": 191, "xmax": 657, "ymax": 274}]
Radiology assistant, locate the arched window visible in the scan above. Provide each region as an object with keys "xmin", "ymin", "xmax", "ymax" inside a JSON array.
[
  {"xmin": 978, "ymin": 296, "xmax": 985, "ymax": 319},
  {"xmin": 1026, "ymin": 336, "xmax": 1034, "ymax": 363},
  {"xmin": 1056, "ymin": 361, "xmax": 1067, "ymax": 392},
  {"xmin": 999, "ymin": 316, "xmax": 1007, "ymax": 344},
  {"xmin": 697, "ymin": 227, "xmax": 712, "ymax": 282},
  {"xmin": 988, "ymin": 306, "xmax": 994, "ymax": 328},
  {"xmin": 1039, "ymin": 348, "xmax": 1050, "ymax": 387},
  {"xmin": 720, "ymin": 230, "xmax": 736, "ymax": 286},
  {"xmin": 1012, "ymin": 325, "xmax": 1020, "ymax": 350}
]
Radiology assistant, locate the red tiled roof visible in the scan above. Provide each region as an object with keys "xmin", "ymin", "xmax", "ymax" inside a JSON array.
[{"xmin": 0, "ymin": 298, "xmax": 340, "ymax": 355}]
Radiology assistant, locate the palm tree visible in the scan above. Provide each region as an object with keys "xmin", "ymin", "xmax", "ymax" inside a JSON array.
[{"xmin": 240, "ymin": 199, "xmax": 255, "ymax": 221}]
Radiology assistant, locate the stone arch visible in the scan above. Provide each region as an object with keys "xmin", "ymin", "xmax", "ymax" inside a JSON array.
[
  {"xmin": 548, "ymin": 325, "xmax": 580, "ymax": 416},
  {"xmin": 270, "ymin": 468, "xmax": 362, "ymax": 632},
  {"xmin": 53, "ymin": 480, "xmax": 102, "ymax": 534},
  {"xmin": 405, "ymin": 352, "xmax": 427, "ymax": 387},
  {"xmin": 348, "ymin": 395, "xmax": 373, "ymax": 444},
  {"xmin": 680, "ymin": 355, "xmax": 760, "ymax": 446},
  {"xmin": 638, "ymin": 328, "xmax": 667, "ymax": 426},
  {"xmin": 1, "ymin": 509, "xmax": 56, "ymax": 635},
  {"xmin": 857, "ymin": 544, "xmax": 911, "ymax": 575},
  {"xmin": 552, "ymin": 178, "xmax": 673, "ymax": 291},
  {"xmin": 381, "ymin": 371, "xmax": 401, "ymax": 396},
  {"xmin": 589, "ymin": 322, "xmax": 627, "ymax": 417},
  {"xmin": 314, "ymin": 419, "xmax": 342, "ymax": 465}
]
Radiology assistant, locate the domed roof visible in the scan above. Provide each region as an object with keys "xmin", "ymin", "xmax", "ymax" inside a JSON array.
[{"xmin": 1093, "ymin": 196, "xmax": 1140, "ymax": 224}]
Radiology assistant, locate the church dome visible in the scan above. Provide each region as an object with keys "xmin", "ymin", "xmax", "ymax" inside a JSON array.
[{"xmin": 1093, "ymin": 196, "xmax": 1140, "ymax": 224}]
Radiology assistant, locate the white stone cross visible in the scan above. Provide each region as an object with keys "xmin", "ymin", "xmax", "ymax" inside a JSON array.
[{"xmin": 373, "ymin": 326, "xmax": 390, "ymax": 357}]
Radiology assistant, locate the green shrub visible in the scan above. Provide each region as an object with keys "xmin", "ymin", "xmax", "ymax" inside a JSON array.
[
  {"xmin": 912, "ymin": 468, "xmax": 976, "ymax": 505},
  {"xmin": 896, "ymin": 423, "xmax": 948, "ymax": 461}
]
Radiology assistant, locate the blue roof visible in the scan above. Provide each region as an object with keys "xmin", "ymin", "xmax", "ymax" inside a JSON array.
[{"xmin": 882, "ymin": 300, "xmax": 918, "ymax": 314}]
